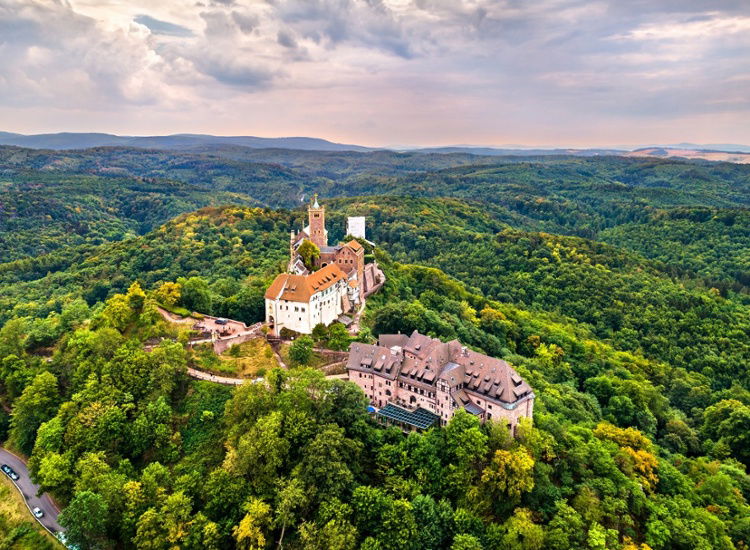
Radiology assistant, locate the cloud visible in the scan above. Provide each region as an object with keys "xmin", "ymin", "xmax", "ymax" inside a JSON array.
[
  {"xmin": 134, "ymin": 14, "xmax": 193, "ymax": 36},
  {"xmin": 0, "ymin": 0, "xmax": 748, "ymax": 146}
]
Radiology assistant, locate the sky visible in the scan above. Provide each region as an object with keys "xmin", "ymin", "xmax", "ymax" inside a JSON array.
[{"xmin": 1, "ymin": 0, "xmax": 749, "ymax": 148}]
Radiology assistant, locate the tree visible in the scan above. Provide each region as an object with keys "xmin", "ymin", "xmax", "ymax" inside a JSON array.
[
  {"xmin": 275, "ymin": 477, "xmax": 307, "ymax": 548},
  {"xmin": 60, "ymin": 298, "xmax": 90, "ymax": 331},
  {"xmin": 545, "ymin": 501, "xmax": 586, "ymax": 550},
  {"xmin": 299, "ymin": 517, "xmax": 357, "ymax": 550},
  {"xmin": 289, "ymin": 336, "xmax": 314, "ymax": 366},
  {"xmin": 58, "ymin": 490, "xmax": 109, "ymax": 550},
  {"xmin": 443, "ymin": 410, "xmax": 488, "ymax": 497},
  {"xmin": 312, "ymin": 323, "xmax": 328, "ymax": 344},
  {"xmin": 0, "ymin": 318, "xmax": 27, "ymax": 358},
  {"xmin": 134, "ymin": 507, "xmax": 168, "ymax": 550},
  {"xmin": 99, "ymin": 294, "xmax": 133, "ymax": 332},
  {"xmin": 9, "ymin": 371, "xmax": 59, "ymax": 454},
  {"xmin": 352, "ymin": 486, "xmax": 389, "ymax": 538},
  {"xmin": 481, "ymin": 447, "xmax": 535, "ymax": 500},
  {"xmin": 178, "ymin": 276, "xmax": 212, "ymax": 314},
  {"xmin": 702, "ymin": 400, "xmax": 750, "ymax": 465},
  {"xmin": 296, "ymin": 424, "xmax": 361, "ymax": 502},
  {"xmin": 126, "ymin": 282, "xmax": 147, "ymax": 313},
  {"xmin": 452, "ymin": 534, "xmax": 482, "ymax": 550},
  {"xmin": 234, "ymin": 498, "xmax": 272, "ymax": 550},
  {"xmin": 500, "ymin": 508, "xmax": 544, "ymax": 550},
  {"xmin": 406, "ymin": 494, "xmax": 452, "ymax": 550},
  {"xmin": 36, "ymin": 451, "xmax": 73, "ymax": 495},
  {"xmin": 1, "ymin": 354, "xmax": 34, "ymax": 400},
  {"xmin": 154, "ymin": 282, "xmax": 181, "ymax": 307},
  {"xmin": 378, "ymin": 499, "xmax": 418, "ymax": 550},
  {"xmin": 298, "ymin": 240, "xmax": 320, "ymax": 271},
  {"xmin": 327, "ymin": 323, "xmax": 352, "ymax": 351},
  {"xmin": 162, "ymin": 491, "xmax": 193, "ymax": 547},
  {"xmin": 225, "ymin": 282, "xmax": 267, "ymax": 324},
  {"xmin": 223, "ymin": 411, "xmax": 289, "ymax": 495}
]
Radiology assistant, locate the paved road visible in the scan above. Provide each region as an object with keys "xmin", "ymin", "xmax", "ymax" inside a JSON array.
[{"xmin": 0, "ymin": 447, "xmax": 64, "ymax": 535}]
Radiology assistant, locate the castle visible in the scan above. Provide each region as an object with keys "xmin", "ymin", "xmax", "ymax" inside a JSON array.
[
  {"xmin": 347, "ymin": 330, "xmax": 535, "ymax": 431},
  {"xmin": 264, "ymin": 196, "xmax": 384, "ymax": 336}
]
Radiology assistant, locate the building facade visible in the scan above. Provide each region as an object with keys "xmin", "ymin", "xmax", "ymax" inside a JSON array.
[
  {"xmin": 264, "ymin": 263, "xmax": 349, "ymax": 335},
  {"xmin": 266, "ymin": 195, "xmax": 385, "ymax": 335},
  {"xmin": 347, "ymin": 216, "xmax": 366, "ymax": 240},
  {"xmin": 307, "ymin": 196, "xmax": 328, "ymax": 249},
  {"xmin": 347, "ymin": 330, "xmax": 535, "ymax": 432},
  {"xmin": 287, "ymin": 195, "xmax": 384, "ymax": 304}
]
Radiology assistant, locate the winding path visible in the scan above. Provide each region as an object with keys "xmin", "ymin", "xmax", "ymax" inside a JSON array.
[
  {"xmin": 0, "ymin": 447, "xmax": 63, "ymax": 536},
  {"xmin": 187, "ymin": 367, "xmax": 248, "ymax": 386}
]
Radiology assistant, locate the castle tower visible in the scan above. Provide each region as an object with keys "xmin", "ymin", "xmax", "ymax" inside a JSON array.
[
  {"xmin": 288, "ymin": 230, "xmax": 296, "ymax": 273},
  {"xmin": 308, "ymin": 194, "xmax": 327, "ymax": 249}
]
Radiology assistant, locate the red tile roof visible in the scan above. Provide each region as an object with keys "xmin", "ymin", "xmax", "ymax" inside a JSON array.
[{"xmin": 265, "ymin": 263, "xmax": 347, "ymax": 302}]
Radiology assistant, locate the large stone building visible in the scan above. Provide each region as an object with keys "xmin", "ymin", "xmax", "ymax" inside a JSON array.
[
  {"xmin": 265, "ymin": 195, "xmax": 384, "ymax": 335},
  {"xmin": 347, "ymin": 330, "xmax": 535, "ymax": 432},
  {"xmin": 264, "ymin": 263, "xmax": 349, "ymax": 335}
]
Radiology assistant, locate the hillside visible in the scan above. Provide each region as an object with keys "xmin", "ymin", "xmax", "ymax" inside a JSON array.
[
  {"xmin": 0, "ymin": 207, "xmax": 748, "ymax": 549},
  {"xmin": 0, "ymin": 172, "xmax": 256, "ymax": 263},
  {"xmin": 600, "ymin": 208, "xmax": 750, "ymax": 290},
  {"xmin": 3, "ymin": 199, "xmax": 749, "ymax": 389},
  {"xmin": 1, "ymin": 151, "xmax": 750, "ymax": 549},
  {"xmin": 626, "ymin": 148, "xmax": 750, "ymax": 164}
]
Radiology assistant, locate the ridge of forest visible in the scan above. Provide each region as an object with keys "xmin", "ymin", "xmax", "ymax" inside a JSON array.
[{"xmin": 1, "ymin": 147, "xmax": 749, "ymax": 549}]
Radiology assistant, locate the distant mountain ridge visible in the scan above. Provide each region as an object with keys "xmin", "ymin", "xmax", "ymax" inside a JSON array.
[
  {"xmin": 0, "ymin": 131, "xmax": 372, "ymax": 152},
  {"xmin": 1, "ymin": 132, "xmax": 749, "ymax": 162},
  {"xmin": 413, "ymin": 146, "xmax": 625, "ymax": 156}
]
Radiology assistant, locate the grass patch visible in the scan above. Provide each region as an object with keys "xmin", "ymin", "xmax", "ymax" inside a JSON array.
[
  {"xmin": 279, "ymin": 343, "xmax": 328, "ymax": 369},
  {"xmin": 0, "ymin": 477, "xmax": 60, "ymax": 549},
  {"xmin": 158, "ymin": 302, "xmax": 203, "ymax": 319},
  {"xmin": 191, "ymin": 338, "xmax": 278, "ymax": 378}
]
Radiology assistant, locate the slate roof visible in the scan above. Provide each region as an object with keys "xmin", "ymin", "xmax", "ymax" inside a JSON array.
[
  {"xmin": 348, "ymin": 330, "xmax": 534, "ymax": 408},
  {"xmin": 378, "ymin": 334, "xmax": 409, "ymax": 349}
]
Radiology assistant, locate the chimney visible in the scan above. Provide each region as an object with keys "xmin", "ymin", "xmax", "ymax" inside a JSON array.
[{"xmin": 461, "ymin": 346, "xmax": 467, "ymax": 356}]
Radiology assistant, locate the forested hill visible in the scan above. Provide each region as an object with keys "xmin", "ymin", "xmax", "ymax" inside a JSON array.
[
  {"xmin": 3, "ymin": 146, "xmax": 749, "ymax": 272},
  {"xmin": 0, "ymin": 172, "xmax": 257, "ymax": 262},
  {"xmin": 1, "ymin": 202, "xmax": 749, "ymax": 549},
  {"xmin": 1, "ymin": 147, "xmax": 750, "ymax": 548},
  {"xmin": 3, "ymin": 199, "xmax": 749, "ymax": 391}
]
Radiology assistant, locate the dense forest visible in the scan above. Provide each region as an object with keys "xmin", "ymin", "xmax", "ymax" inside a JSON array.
[{"xmin": 1, "ymin": 146, "xmax": 749, "ymax": 549}]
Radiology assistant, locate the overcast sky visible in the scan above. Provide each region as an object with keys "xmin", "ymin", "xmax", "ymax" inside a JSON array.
[{"xmin": 1, "ymin": 0, "xmax": 749, "ymax": 147}]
